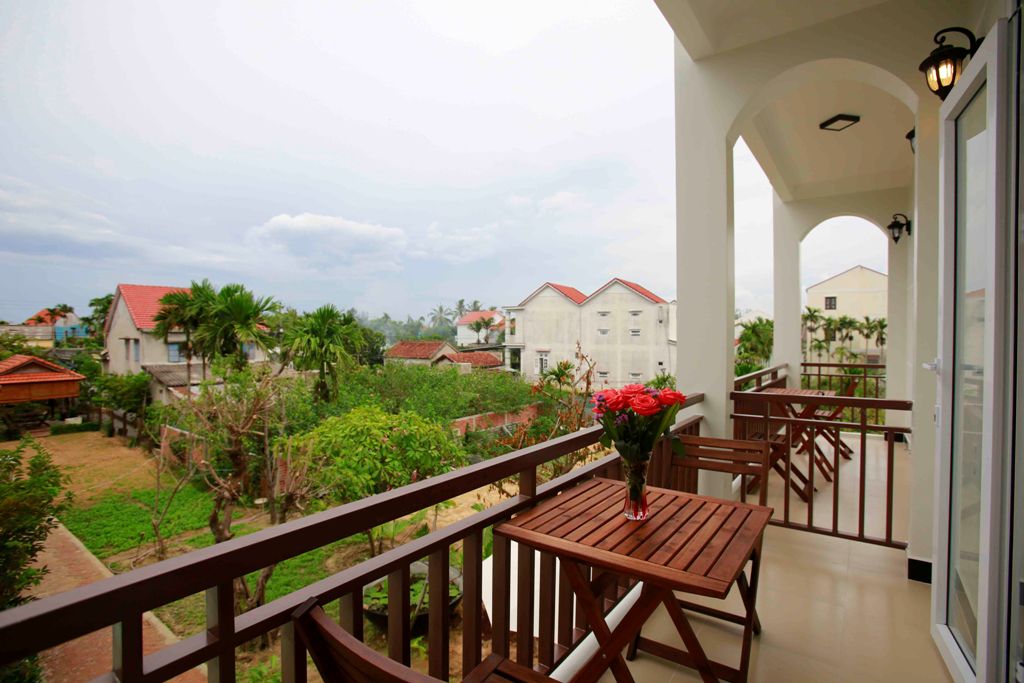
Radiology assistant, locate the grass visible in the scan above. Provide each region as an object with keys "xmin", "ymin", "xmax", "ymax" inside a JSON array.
[{"xmin": 61, "ymin": 482, "xmax": 214, "ymax": 559}]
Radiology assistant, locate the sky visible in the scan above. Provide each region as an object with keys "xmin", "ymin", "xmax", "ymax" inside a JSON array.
[{"xmin": 0, "ymin": 1, "xmax": 886, "ymax": 324}]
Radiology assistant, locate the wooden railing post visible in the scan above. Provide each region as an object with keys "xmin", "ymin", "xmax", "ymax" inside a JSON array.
[
  {"xmin": 387, "ymin": 566, "xmax": 411, "ymax": 665},
  {"xmin": 280, "ymin": 621, "xmax": 307, "ymax": 683},
  {"xmin": 428, "ymin": 548, "xmax": 450, "ymax": 679},
  {"xmin": 112, "ymin": 613, "xmax": 142, "ymax": 682},
  {"xmin": 462, "ymin": 530, "xmax": 484, "ymax": 675},
  {"xmin": 206, "ymin": 582, "xmax": 236, "ymax": 683},
  {"xmin": 491, "ymin": 534, "xmax": 511, "ymax": 657},
  {"xmin": 339, "ymin": 591, "xmax": 363, "ymax": 641}
]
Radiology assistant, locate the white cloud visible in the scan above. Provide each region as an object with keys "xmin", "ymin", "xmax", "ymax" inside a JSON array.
[
  {"xmin": 408, "ymin": 221, "xmax": 500, "ymax": 264},
  {"xmin": 538, "ymin": 190, "xmax": 588, "ymax": 215}
]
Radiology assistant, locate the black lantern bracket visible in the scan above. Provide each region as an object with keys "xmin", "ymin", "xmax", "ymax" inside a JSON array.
[
  {"xmin": 887, "ymin": 213, "xmax": 912, "ymax": 243},
  {"xmin": 919, "ymin": 27, "xmax": 983, "ymax": 100}
]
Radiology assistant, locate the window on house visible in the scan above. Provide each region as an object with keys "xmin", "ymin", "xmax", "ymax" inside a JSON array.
[
  {"xmin": 168, "ymin": 343, "xmax": 183, "ymax": 363},
  {"xmin": 510, "ymin": 318, "xmax": 517, "ymax": 335},
  {"xmin": 629, "ymin": 310, "xmax": 641, "ymax": 317},
  {"xmin": 537, "ymin": 352, "xmax": 549, "ymax": 373},
  {"xmin": 629, "ymin": 329, "xmax": 641, "ymax": 337},
  {"xmin": 629, "ymin": 372, "xmax": 642, "ymax": 380},
  {"xmin": 597, "ymin": 310, "xmax": 610, "ymax": 317},
  {"xmin": 825, "ymin": 296, "xmax": 837, "ymax": 310},
  {"xmin": 598, "ymin": 328, "xmax": 609, "ymax": 336},
  {"xmin": 597, "ymin": 371, "xmax": 609, "ymax": 380},
  {"xmin": 243, "ymin": 342, "xmax": 257, "ymax": 361},
  {"xmin": 132, "ymin": 339, "xmax": 140, "ymax": 363},
  {"xmin": 124, "ymin": 339, "xmax": 130, "ymax": 362}
]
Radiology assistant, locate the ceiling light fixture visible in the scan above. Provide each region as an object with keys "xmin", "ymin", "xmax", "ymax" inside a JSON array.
[
  {"xmin": 919, "ymin": 27, "xmax": 982, "ymax": 100},
  {"xmin": 819, "ymin": 114, "xmax": 861, "ymax": 132},
  {"xmin": 887, "ymin": 213, "xmax": 912, "ymax": 243}
]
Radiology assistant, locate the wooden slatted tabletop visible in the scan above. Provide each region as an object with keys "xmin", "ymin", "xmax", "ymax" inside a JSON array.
[
  {"xmin": 761, "ymin": 387, "xmax": 835, "ymax": 397},
  {"xmin": 497, "ymin": 478, "xmax": 772, "ymax": 599}
]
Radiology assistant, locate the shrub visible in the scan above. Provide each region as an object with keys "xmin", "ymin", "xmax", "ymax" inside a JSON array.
[{"xmin": 49, "ymin": 422, "xmax": 100, "ymax": 436}]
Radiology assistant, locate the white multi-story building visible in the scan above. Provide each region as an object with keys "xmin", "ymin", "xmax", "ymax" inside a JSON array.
[{"xmin": 504, "ymin": 278, "xmax": 676, "ymax": 387}]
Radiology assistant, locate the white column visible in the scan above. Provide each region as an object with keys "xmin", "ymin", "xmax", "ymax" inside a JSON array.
[
  {"xmin": 885, "ymin": 236, "xmax": 911, "ymax": 425},
  {"xmin": 771, "ymin": 193, "xmax": 804, "ymax": 384},
  {"xmin": 908, "ymin": 105, "xmax": 940, "ymax": 565},
  {"xmin": 674, "ymin": 41, "xmax": 734, "ymax": 498}
]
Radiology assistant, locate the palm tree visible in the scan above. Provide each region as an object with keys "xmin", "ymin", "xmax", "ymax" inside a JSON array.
[
  {"xmin": 470, "ymin": 300, "xmax": 482, "ymax": 312},
  {"xmin": 874, "ymin": 318, "xmax": 888, "ymax": 363},
  {"xmin": 187, "ymin": 279, "xmax": 218, "ymax": 379},
  {"xmin": 194, "ymin": 283, "xmax": 276, "ymax": 370},
  {"xmin": 82, "ymin": 294, "xmax": 113, "ymax": 341},
  {"xmin": 45, "ymin": 303, "xmax": 74, "ymax": 324},
  {"xmin": 821, "ymin": 318, "xmax": 837, "ymax": 362},
  {"xmin": 802, "ymin": 307, "xmax": 824, "ymax": 362},
  {"xmin": 859, "ymin": 316, "xmax": 877, "ymax": 358},
  {"xmin": 469, "ymin": 315, "xmax": 495, "ymax": 344},
  {"xmin": 429, "ymin": 304, "xmax": 452, "ymax": 328},
  {"xmin": 540, "ymin": 360, "xmax": 575, "ymax": 388},
  {"xmin": 737, "ymin": 317, "xmax": 774, "ymax": 367},
  {"xmin": 810, "ymin": 338, "xmax": 829, "ymax": 362},
  {"xmin": 835, "ymin": 315, "xmax": 858, "ymax": 354},
  {"xmin": 154, "ymin": 289, "xmax": 205, "ymax": 391},
  {"xmin": 282, "ymin": 304, "xmax": 360, "ymax": 402},
  {"xmin": 454, "ymin": 299, "xmax": 468, "ymax": 318}
]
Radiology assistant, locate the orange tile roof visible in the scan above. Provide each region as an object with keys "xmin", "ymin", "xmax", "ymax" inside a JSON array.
[
  {"xmin": 613, "ymin": 278, "xmax": 668, "ymax": 304},
  {"xmin": 547, "ymin": 283, "xmax": 587, "ymax": 304},
  {"xmin": 115, "ymin": 284, "xmax": 190, "ymax": 331},
  {"xmin": 0, "ymin": 354, "xmax": 85, "ymax": 384},
  {"xmin": 456, "ymin": 310, "xmax": 503, "ymax": 326},
  {"xmin": 385, "ymin": 340, "xmax": 450, "ymax": 359},
  {"xmin": 442, "ymin": 351, "xmax": 503, "ymax": 367},
  {"xmin": 23, "ymin": 309, "xmax": 59, "ymax": 326}
]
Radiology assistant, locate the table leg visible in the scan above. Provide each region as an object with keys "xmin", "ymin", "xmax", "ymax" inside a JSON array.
[
  {"xmin": 662, "ymin": 596, "xmax": 719, "ymax": 683},
  {"xmin": 737, "ymin": 545, "xmax": 762, "ymax": 682},
  {"xmin": 562, "ymin": 560, "xmax": 661, "ymax": 683}
]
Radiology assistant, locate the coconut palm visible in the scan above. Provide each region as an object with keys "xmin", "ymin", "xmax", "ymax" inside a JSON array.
[
  {"xmin": 470, "ymin": 300, "xmax": 482, "ymax": 312},
  {"xmin": 194, "ymin": 283, "xmax": 276, "ymax": 370},
  {"xmin": 860, "ymin": 316, "xmax": 877, "ymax": 357},
  {"xmin": 810, "ymin": 338, "xmax": 829, "ymax": 363},
  {"xmin": 835, "ymin": 315, "xmax": 859, "ymax": 353},
  {"xmin": 454, "ymin": 299, "xmax": 468, "ymax": 318},
  {"xmin": 737, "ymin": 317, "xmax": 774, "ymax": 367},
  {"xmin": 469, "ymin": 315, "xmax": 496, "ymax": 344},
  {"xmin": 429, "ymin": 304, "xmax": 452, "ymax": 328},
  {"xmin": 282, "ymin": 304, "xmax": 361, "ymax": 402},
  {"xmin": 154, "ymin": 289, "xmax": 202, "ymax": 391},
  {"xmin": 540, "ymin": 360, "xmax": 575, "ymax": 388},
  {"xmin": 821, "ymin": 318, "xmax": 838, "ymax": 362}
]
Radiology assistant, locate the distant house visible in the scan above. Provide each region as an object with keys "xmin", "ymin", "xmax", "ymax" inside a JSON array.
[
  {"xmin": 806, "ymin": 265, "xmax": 887, "ymax": 353},
  {"xmin": 384, "ymin": 340, "xmax": 458, "ymax": 366},
  {"xmin": 0, "ymin": 354, "xmax": 85, "ymax": 408},
  {"xmin": 0, "ymin": 309, "xmax": 89, "ymax": 348},
  {"xmin": 103, "ymin": 283, "xmax": 267, "ymax": 402},
  {"xmin": 434, "ymin": 350, "xmax": 503, "ymax": 371},
  {"xmin": 505, "ymin": 278, "xmax": 676, "ymax": 387},
  {"xmin": 455, "ymin": 311, "xmax": 505, "ymax": 346}
]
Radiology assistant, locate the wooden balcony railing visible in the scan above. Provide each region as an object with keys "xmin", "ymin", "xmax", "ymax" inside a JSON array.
[
  {"xmin": 0, "ymin": 395, "xmax": 703, "ymax": 683},
  {"xmin": 731, "ymin": 390, "xmax": 911, "ymax": 548},
  {"xmin": 733, "ymin": 363, "xmax": 788, "ymax": 392}
]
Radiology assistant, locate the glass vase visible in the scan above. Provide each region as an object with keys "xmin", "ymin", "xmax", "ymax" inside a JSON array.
[{"xmin": 622, "ymin": 458, "xmax": 650, "ymax": 521}]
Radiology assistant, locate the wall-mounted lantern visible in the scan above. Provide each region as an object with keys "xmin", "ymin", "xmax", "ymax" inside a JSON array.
[
  {"xmin": 887, "ymin": 213, "xmax": 912, "ymax": 243},
  {"xmin": 919, "ymin": 27, "xmax": 982, "ymax": 100},
  {"xmin": 906, "ymin": 128, "xmax": 915, "ymax": 153}
]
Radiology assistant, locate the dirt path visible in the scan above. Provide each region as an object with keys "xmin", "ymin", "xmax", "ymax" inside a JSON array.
[{"xmin": 30, "ymin": 524, "xmax": 206, "ymax": 683}]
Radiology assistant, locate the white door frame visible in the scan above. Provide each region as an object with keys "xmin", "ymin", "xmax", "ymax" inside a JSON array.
[{"xmin": 932, "ymin": 18, "xmax": 1011, "ymax": 683}]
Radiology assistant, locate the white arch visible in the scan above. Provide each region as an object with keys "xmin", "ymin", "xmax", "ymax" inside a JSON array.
[{"xmin": 727, "ymin": 57, "xmax": 919, "ymax": 148}]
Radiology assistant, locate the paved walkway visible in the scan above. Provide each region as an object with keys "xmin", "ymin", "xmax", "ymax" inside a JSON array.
[{"xmin": 30, "ymin": 524, "xmax": 206, "ymax": 682}]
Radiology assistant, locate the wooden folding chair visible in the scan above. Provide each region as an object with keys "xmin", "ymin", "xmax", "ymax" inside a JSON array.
[
  {"xmin": 732, "ymin": 406, "xmax": 813, "ymax": 502},
  {"xmin": 798, "ymin": 378, "xmax": 860, "ymax": 464},
  {"xmin": 292, "ymin": 598, "xmax": 552, "ymax": 683}
]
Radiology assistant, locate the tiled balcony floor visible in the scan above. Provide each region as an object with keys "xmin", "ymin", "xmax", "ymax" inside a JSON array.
[{"xmin": 599, "ymin": 522, "xmax": 950, "ymax": 682}]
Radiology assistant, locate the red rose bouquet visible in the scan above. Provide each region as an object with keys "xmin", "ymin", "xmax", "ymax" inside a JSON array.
[{"xmin": 591, "ymin": 385, "xmax": 687, "ymax": 520}]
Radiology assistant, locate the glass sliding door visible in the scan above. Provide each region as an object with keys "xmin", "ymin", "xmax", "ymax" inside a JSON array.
[
  {"xmin": 934, "ymin": 18, "xmax": 1012, "ymax": 683},
  {"xmin": 947, "ymin": 82, "xmax": 988, "ymax": 668}
]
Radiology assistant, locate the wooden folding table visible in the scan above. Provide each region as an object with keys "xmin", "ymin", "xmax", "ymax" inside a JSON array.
[{"xmin": 495, "ymin": 478, "xmax": 772, "ymax": 683}]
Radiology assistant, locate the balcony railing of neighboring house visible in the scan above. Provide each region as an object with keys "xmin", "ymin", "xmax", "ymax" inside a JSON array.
[
  {"xmin": 0, "ymin": 395, "xmax": 704, "ymax": 683},
  {"xmin": 732, "ymin": 373, "xmax": 911, "ymax": 549}
]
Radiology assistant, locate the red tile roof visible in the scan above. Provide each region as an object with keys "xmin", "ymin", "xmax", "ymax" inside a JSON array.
[
  {"xmin": 385, "ymin": 340, "xmax": 451, "ymax": 359},
  {"xmin": 23, "ymin": 309, "xmax": 59, "ymax": 326},
  {"xmin": 114, "ymin": 284, "xmax": 190, "ymax": 332},
  {"xmin": 547, "ymin": 283, "xmax": 587, "ymax": 304},
  {"xmin": 442, "ymin": 351, "xmax": 503, "ymax": 368},
  {"xmin": 0, "ymin": 354, "xmax": 85, "ymax": 385},
  {"xmin": 613, "ymin": 279, "xmax": 668, "ymax": 304},
  {"xmin": 456, "ymin": 310, "xmax": 503, "ymax": 326}
]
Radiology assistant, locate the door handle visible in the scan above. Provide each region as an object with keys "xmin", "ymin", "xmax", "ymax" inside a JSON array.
[{"xmin": 922, "ymin": 358, "xmax": 941, "ymax": 374}]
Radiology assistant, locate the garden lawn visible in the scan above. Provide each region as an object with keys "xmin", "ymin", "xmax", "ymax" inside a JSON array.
[{"xmin": 62, "ymin": 483, "xmax": 214, "ymax": 559}]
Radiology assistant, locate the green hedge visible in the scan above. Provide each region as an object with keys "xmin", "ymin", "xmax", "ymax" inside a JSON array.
[{"xmin": 49, "ymin": 422, "xmax": 100, "ymax": 436}]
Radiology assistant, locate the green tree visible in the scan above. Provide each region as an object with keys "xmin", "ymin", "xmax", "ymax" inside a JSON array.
[
  {"xmin": 469, "ymin": 315, "xmax": 495, "ymax": 344},
  {"xmin": 874, "ymin": 318, "xmax": 888, "ymax": 362},
  {"xmin": 81, "ymin": 294, "xmax": 114, "ymax": 342},
  {"xmin": 194, "ymin": 283, "xmax": 276, "ymax": 370},
  {"xmin": 835, "ymin": 315, "xmax": 859, "ymax": 353},
  {"xmin": 154, "ymin": 289, "xmax": 201, "ymax": 390},
  {"xmin": 282, "ymin": 305, "xmax": 362, "ymax": 402},
  {"xmin": 295, "ymin": 406, "xmax": 465, "ymax": 555},
  {"xmin": 801, "ymin": 306, "xmax": 824, "ymax": 361},
  {"xmin": 540, "ymin": 360, "xmax": 575, "ymax": 388},
  {"xmin": 454, "ymin": 299, "xmax": 468, "ymax": 318},
  {"xmin": 736, "ymin": 317, "xmax": 774, "ymax": 368},
  {"xmin": 859, "ymin": 316, "xmax": 877, "ymax": 357},
  {"xmin": 0, "ymin": 438, "xmax": 71, "ymax": 683},
  {"xmin": 809, "ymin": 338, "xmax": 829, "ymax": 363},
  {"xmin": 429, "ymin": 304, "xmax": 452, "ymax": 328}
]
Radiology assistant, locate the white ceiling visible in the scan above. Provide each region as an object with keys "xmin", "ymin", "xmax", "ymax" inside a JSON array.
[
  {"xmin": 740, "ymin": 79, "xmax": 914, "ymax": 202},
  {"xmin": 654, "ymin": 0, "xmax": 890, "ymax": 60}
]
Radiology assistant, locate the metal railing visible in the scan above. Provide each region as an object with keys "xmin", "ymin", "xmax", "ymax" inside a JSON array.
[{"xmin": 0, "ymin": 396, "xmax": 704, "ymax": 682}]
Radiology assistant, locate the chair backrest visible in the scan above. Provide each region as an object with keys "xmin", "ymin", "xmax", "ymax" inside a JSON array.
[
  {"xmin": 820, "ymin": 377, "xmax": 861, "ymax": 419},
  {"xmin": 292, "ymin": 598, "xmax": 441, "ymax": 683},
  {"xmin": 671, "ymin": 434, "xmax": 771, "ymax": 506}
]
